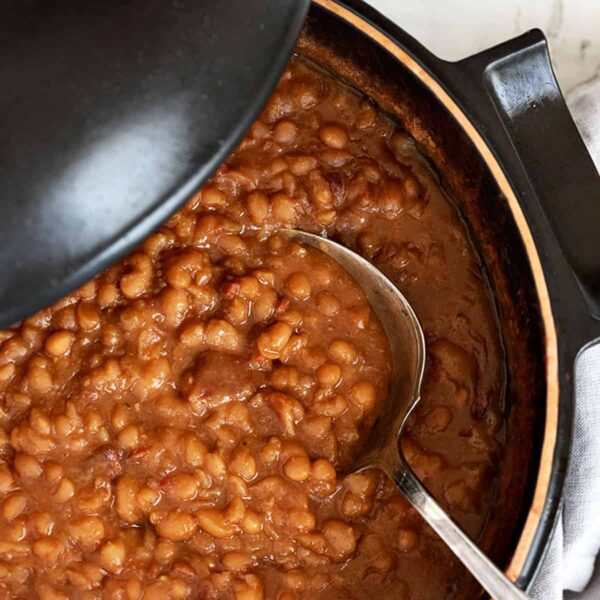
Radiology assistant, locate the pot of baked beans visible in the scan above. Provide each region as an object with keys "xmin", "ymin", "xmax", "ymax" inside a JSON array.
[{"xmin": 0, "ymin": 1, "xmax": 598, "ymax": 598}]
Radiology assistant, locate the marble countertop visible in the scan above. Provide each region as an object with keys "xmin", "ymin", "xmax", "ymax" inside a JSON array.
[{"xmin": 365, "ymin": 0, "xmax": 600, "ymax": 99}]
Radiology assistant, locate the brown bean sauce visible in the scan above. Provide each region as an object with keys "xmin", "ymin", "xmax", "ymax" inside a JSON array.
[{"xmin": 0, "ymin": 57, "xmax": 503, "ymax": 599}]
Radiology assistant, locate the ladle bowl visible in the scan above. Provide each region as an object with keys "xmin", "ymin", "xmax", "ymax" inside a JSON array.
[{"xmin": 284, "ymin": 229, "xmax": 528, "ymax": 600}]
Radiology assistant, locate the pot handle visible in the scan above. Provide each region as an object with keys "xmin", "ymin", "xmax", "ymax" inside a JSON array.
[{"xmin": 441, "ymin": 30, "xmax": 600, "ymax": 319}]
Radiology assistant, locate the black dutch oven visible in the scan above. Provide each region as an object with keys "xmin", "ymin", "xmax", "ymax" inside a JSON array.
[{"xmin": 2, "ymin": 0, "xmax": 599, "ymax": 595}]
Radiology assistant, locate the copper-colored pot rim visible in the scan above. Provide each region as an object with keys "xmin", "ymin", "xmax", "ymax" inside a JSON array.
[{"xmin": 312, "ymin": 0, "xmax": 559, "ymax": 583}]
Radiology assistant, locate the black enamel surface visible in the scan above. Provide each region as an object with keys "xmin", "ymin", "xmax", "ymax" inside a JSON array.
[{"xmin": 0, "ymin": 0, "xmax": 309, "ymax": 327}]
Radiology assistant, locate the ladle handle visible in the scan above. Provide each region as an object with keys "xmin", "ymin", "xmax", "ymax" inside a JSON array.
[{"xmin": 394, "ymin": 467, "xmax": 528, "ymax": 600}]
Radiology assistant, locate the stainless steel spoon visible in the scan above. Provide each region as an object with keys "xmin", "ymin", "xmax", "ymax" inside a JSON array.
[{"xmin": 285, "ymin": 229, "xmax": 528, "ymax": 600}]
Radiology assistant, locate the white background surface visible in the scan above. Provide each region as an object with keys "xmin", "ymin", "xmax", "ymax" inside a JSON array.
[{"xmin": 365, "ymin": 0, "xmax": 600, "ymax": 97}]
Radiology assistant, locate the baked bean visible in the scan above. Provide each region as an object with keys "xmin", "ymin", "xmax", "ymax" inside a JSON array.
[
  {"xmin": 297, "ymin": 532, "xmax": 327, "ymax": 556},
  {"xmin": 29, "ymin": 512, "xmax": 54, "ymax": 537},
  {"xmin": 120, "ymin": 253, "xmax": 153, "ymax": 299},
  {"xmin": 241, "ymin": 510, "xmax": 263, "ymax": 535},
  {"xmin": 234, "ymin": 575, "xmax": 264, "ymax": 600},
  {"xmin": 300, "ymin": 346, "xmax": 327, "ymax": 370},
  {"xmin": 97, "ymin": 282, "xmax": 119, "ymax": 307},
  {"xmin": 184, "ymin": 435, "xmax": 208, "ymax": 467},
  {"xmin": 15, "ymin": 453, "xmax": 43, "ymax": 479},
  {"xmin": 287, "ymin": 154, "xmax": 317, "ymax": 177},
  {"xmin": 265, "ymin": 158, "xmax": 288, "ymax": 177},
  {"xmin": 423, "ymin": 406, "xmax": 453, "ymax": 433},
  {"xmin": 153, "ymin": 510, "xmax": 197, "ymax": 542},
  {"xmin": 1, "ymin": 494, "xmax": 26, "ymax": 521},
  {"xmin": 219, "ymin": 234, "xmax": 248, "ymax": 256},
  {"xmin": 252, "ymin": 287, "xmax": 278, "ymax": 322},
  {"xmin": 230, "ymin": 448, "xmax": 257, "ymax": 482},
  {"xmin": 397, "ymin": 529, "xmax": 420, "ymax": 553},
  {"xmin": 0, "ymin": 362, "xmax": 15, "ymax": 382},
  {"xmin": 403, "ymin": 175, "xmax": 422, "ymax": 200},
  {"xmin": 194, "ymin": 215, "xmax": 242, "ymax": 248},
  {"xmin": 115, "ymin": 476, "xmax": 140, "ymax": 523},
  {"xmin": 268, "ymin": 393, "xmax": 305, "ymax": 435},
  {"xmin": 315, "ymin": 291, "xmax": 340, "ymax": 317},
  {"xmin": 316, "ymin": 363, "xmax": 342, "ymax": 388},
  {"xmin": 53, "ymin": 477, "xmax": 75, "ymax": 503},
  {"xmin": 43, "ymin": 462, "xmax": 63, "ymax": 484},
  {"xmin": 77, "ymin": 481, "xmax": 112, "ymax": 513},
  {"xmin": 197, "ymin": 509, "xmax": 237, "ymax": 539},
  {"xmin": 27, "ymin": 365, "xmax": 53, "ymax": 392},
  {"xmin": 273, "ymin": 120, "xmax": 299, "ymax": 144},
  {"xmin": 379, "ymin": 180, "xmax": 405, "ymax": 218},
  {"xmin": 45, "ymin": 330, "xmax": 74, "ymax": 356},
  {"xmin": 302, "ymin": 415, "xmax": 332, "ymax": 440},
  {"xmin": 161, "ymin": 287, "xmax": 189, "ymax": 328},
  {"xmin": 118, "ymin": 424, "xmax": 140, "ymax": 450},
  {"xmin": 250, "ymin": 120, "xmax": 269, "ymax": 139},
  {"xmin": 1, "ymin": 340, "xmax": 28, "ymax": 370},
  {"xmin": 99, "ymin": 539, "xmax": 126, "ymax": 573},
  {"xmin": 260, "ymin": 437, "xmax": 281, "ymax": 464},
  {"xmin": 285, "ymin": 272, "xmax": 311, "ymax": 301},
  {"xmin": 314, "ymin": 209, "xmax": 336, "ymax": 227},
  {"xmin": 205, "ymin": 452, "xmax": 227, "ymax": 479},
  {"xmin": 205, "ymin": 319, "xmax": 241, "ymax": 352},
  {"xmin": 167, "ymin": 250, "xmax": 212, "ymax": 291},
  {"xmin": 355, "ymin": 101, "xmax": 376, "ymax": 129},
  {"xmin": 256, "ymin": 322, "xmax": 293, "ymax": 359},
  {"xmin": 328, "ymin": 339, "xmax": 358, "ymax": 364},
  {"xmin": 283, "ymin": 455, "xmax": 311, "ymax": 482},
  {"xmin": 111, "ymin": 404, "xmax": 129, "ymax": 431},
  {"xmin": 341, "ymin": 472, "xmax": 377, "ymax": 518},
  {"xmin": 311, "ymin": 459, "xmax": 336, "ymax": 482},
  {"xmin": 70, "ymin": 516, "xmax": 106, "ymax": 550},
  {"xmin": 430, "ymin": 338, "xmax": 477, "ymax": 385},
  {"xmin": 278, "ymin": 309, "xmax": 303, "ymax": 329},
  {"xmin": 271, "ymin": 365, "xmax": 299, "ymax": 390},
  {"xmin": 156, "ymin": 395, "xmax": 191, "ymax": 421},
  {"xmin": 313, "ymin": 394, "xmax": 347, "ymax": 418},
  {"xmin": 288, "ymin": 508, "xmax": 316, "ymax": 532},
  {"xmin": 271, "ymin": 193, "xmax": 297, "ymax": 224},
  {"xmin": 100, "ymin": 323, "xmax": 122, "ymax": 348},
  {"xmin": 226, "ymin": 497, "xmax": 247, "ymax": 523},
  {"xmin": 0, "ymin": 452, "xmax": 10, "ymax": 482},
  {"xmin": 153, "ymin": 539, "xmax": 176, "ymax": 564},
  {"xmin": 179, "ymin": 320, "xmax": 205, "ymax": 347},
  {"xmin": 247, "ymin": 192, "xmax": 270, "ymax": 226},
  {"xmin": 349, "ymin": 380, "xmax": 376, "ymax": 412},
  {"xmin": 76, "ymin": 302, "xmax": 101, "ymax": 330},
  {"xmin": 223, "ymin": 551, "xmax": 254, "ymax": 571},
  {"xmin": 133, "ymin": 485, "xmax": 159, "ymax": 513},
  {"xmin": 318, "ymin": 123, "xmax": 349, "ymax": 149},
  {"xmin": 201, "ymin": 187, "xmax": 227, "ymax": 209},
  {"xmin": 322, "ymin": 520, "xmax": 356, "ymax": 560},
  {"xmin": 144, "ymin": 228, "xmax": 176, "ymax": 257},
  {"xmin": 33, "ymin": 537, "xmax": 64, "ymax": 564}
]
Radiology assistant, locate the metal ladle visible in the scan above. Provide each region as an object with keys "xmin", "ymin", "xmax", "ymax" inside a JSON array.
[{"xmin": 285, "ymin": 230, "xmax": 528, "ymax": 600}]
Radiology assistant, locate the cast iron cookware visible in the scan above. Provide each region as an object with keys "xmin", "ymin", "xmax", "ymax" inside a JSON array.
[
  {"xmin": 295, "ymin": 2, "xmax": 600, "ymax": 594},
  {"xmin": 2, "ymin": 0, "xmax": 600, "ymax": 595}
]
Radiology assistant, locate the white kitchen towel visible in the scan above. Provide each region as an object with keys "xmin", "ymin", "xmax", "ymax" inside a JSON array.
[{"xmin": 531, "ymin": 78, "xmax": 600, "ymax": 599}]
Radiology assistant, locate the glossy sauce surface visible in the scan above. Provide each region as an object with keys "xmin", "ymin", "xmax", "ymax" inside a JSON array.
[{"xmin": 0, "ymin": 58, "xmax": 503, "ymax": 599}]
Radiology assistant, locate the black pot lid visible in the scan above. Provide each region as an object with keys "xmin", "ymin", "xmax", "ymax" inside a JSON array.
[{"xmin": 0, "ymin": 0, "xmax": 310, "ymax": 328}]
